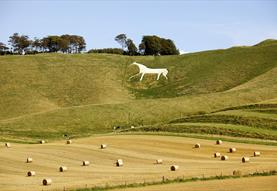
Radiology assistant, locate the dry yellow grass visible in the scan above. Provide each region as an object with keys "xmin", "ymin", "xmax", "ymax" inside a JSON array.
[
  {"xmin": 0, "ymin": 135, "xmax": 276, "ymax": 191},
  {"xmin": 112, "ymin": 176, "xmax": 277, "ymax": 191}
]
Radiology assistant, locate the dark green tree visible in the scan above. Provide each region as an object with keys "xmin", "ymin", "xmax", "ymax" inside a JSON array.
[
  {"xmin": 160, "ymin": 38, "xmax": 179, "ymax": 55},
  {"xmin": 115, "ymin": 34, "xmax": 127, "ymax": 50},
  {"xmin": 139, "ymin": 35, "xmax": 161, "ymax": 55},
  {"xmin": 139, "ymin": 35, "xmax": 179, "ymax": 55},
  {"xmin": 8, "ymin": 33, "xmax": 31, "ymax": 54},
  {"xmin": 126, "ymin": 39, "xmax": 138, "ymax": 55}
]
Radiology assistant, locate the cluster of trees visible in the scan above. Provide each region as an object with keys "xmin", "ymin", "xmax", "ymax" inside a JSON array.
[
  {"xmin": 1, "ymin": 33, "xmax": 179, "ymax": 56},
  {"xmin": 139, "ymin": 35, "xmax": 179, "ymax": 55},
  {"xmin": 0, "ymin": 33, "xmax": 86, "ymax": 55},
  {"xmin": 88, "ymin": 34, "xmax": 179, "ymax": 56}
]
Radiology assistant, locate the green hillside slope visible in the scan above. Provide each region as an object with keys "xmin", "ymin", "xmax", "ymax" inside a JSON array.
[{"xmin": 0, "ymin": 40, "xmax": 276, "ymax": 142}]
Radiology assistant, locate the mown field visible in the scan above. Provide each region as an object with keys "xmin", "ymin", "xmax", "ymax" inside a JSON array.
[
  {"xmin": 0, "ymin": 135, "xmax": 276, "ymax": 191},
  {"xmin": 0, "ymin": 40, "xmax": 276, "ymax": 191}
]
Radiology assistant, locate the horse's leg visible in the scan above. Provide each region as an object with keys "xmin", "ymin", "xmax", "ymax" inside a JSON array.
[
  {"xmin": 157, "ymin": 73, "xmax": 161, "ymax": 80},
  {"xmin": 163, "ymin": 72, "xmax": 168, "ymax": 79},
  {"xmin": 140, "ymin": 73, "xmax": 145, "ymax": 81},
  {"xmin": 129, "ymin": 73, "xmax": 140, "ymax": 80}
]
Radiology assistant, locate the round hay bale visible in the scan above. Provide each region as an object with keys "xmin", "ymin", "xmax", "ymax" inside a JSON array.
[
  {"xmin": 40, "ymin": 140, "xmax": 45, "ymax": 144},
  {"xmin": 170, "ymin": 165, "xmax": 179, "ymax": 171},
  {"xmin": 214, "ymin": 152, "xmax": 221, "ymax": 158},
  {"xmin": 254, "ymin": 151, "xmax": 260, "ymax": 157},
  {"xmin": 229, "ymin": 148, "xmax": 236, "ymax": 153},
  {"xmin": 216, "ymin": 140, "xmax": 223, "ymax": 145},
  {"xmin": 156, "ymin": 159, "xmax": 163, "ymax": 164},
  {"xmin": 59, "ymin": 166, "xmax": 67, "ymax": 172},
  {"xmin": 42, "ymin": 178, "xmax": 52, "ymax": 186},
  {"xmin": 194, "ymin": 143, "xmax": 201, "ymax": 148},
  {"xmin": 116, "ymin": 159, "xmax": 123, "ymax": 167},
  {"xmin": 82, "ymin": 161, "xmax": 90, "ymax": 166},
  {"xmin": 27, "ymin": 171, "xmax": 36, "ymax": 176},
  {"xmin": 131, "ymin": 125, "xmax": 135, "ymax": 129},
  {"xmin": 233, "ymin": 170, "xmax": 242, "ymax": 176},
  {"xmin": 5, "ymin": 142, "xmax": 11, "ymax": 148},
  {"xmin": 66, "ymin": 140, "xmax": 72, "ymax": 144},
  {"xmin": 26, "ymin": 157, "xmax": 33, "ymax": 163},
  {"xmin": 101, "ymin": 144, "xmax": 107, "ymax": 149},
  {"xmin": 242, "ymin": 157, "xmax": 250, "ymax": 163},
  {"xmin": 221, "ymin": 155, "xmax": 229, "ymax": 160}
]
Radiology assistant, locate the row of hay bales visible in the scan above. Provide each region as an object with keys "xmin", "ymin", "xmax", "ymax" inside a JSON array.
[
  {"xmin": 6, "ymin": 140, "xmax": 178, "ymax": 186},
  {"xmin": 3, "ymin": 139, "xmax": 261, "ymax": 186},
  {"xmin": 193, "ymin": 140, "xmax": 261, "ymax": 163}
]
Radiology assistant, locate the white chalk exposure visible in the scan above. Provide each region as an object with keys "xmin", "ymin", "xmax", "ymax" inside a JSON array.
[{"xmin": 130, "ymin": 62, "xmax": 168, "ymax": 81}]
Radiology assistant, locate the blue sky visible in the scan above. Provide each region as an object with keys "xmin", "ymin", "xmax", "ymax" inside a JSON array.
[{"xmin": 0, "ymin": 0, "xmax": 276, "ymax": 52}]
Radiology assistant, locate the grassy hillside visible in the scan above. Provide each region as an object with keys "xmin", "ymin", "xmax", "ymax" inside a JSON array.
[
  {"xmin": 129, "ymin": 103, "xmax": 277, "ymax": 141},
  {"xmin": 0, "ymin": 39, "xmax": 276, "ymax": 143}
]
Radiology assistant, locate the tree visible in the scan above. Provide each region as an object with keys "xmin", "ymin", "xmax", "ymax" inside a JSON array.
[
  {"xmin": 115, "ymin": 34, "xmax": 127, "ymax": 50},
  {"xmin": 139, "ymin": 35, "xmax": 161, "ymax": 55},
  {"xmin": 0, "ymin": 42, "xmax": 9, "ymax": 55},
  {"xmin": 139, "ymin": 35, "xmax": 179, "ymax": 55},
  {"xmin": 160, "ymin": 39, "xmax": 179, "ymax": 55},
  {"xmin": 41, "ymin": 35, "xmax": 61, "ymax": 52},
  {"xmin": 0, "ymin": 42, "xmax": 8, "ymax": 52},
  {"xmin": 32, "ymin": 38, "xmax": 42, "ymax": 52},
  {"xmin": 8, "ymin": 33, "xmax": 31, "ymax": 54},
  {"xmin": 126, "ymin": 39, "xmax": 137, "ymax": 55}
]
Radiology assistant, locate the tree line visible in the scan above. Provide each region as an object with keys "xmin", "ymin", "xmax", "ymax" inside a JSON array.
[
  {"xmin": 1, "ymin": 33, "xmax": 179, "ymax": 56},
  {"xmin": 0, "ymin": 33, "xmax": 86, "ymax": 55},
  {"xmin": 111, "ymin": 34, "xmax": 179, "ymax": 56}
]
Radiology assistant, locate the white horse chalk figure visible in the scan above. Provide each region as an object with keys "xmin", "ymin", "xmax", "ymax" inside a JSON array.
[{"xmin": 129, "ymin": 62, "xmax": 168, "ymax": 81}]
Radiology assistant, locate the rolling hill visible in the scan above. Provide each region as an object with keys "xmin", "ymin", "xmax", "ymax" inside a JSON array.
[{"xmin": 0, "ymin": 39, "xmax": 276, "ymax": 143}]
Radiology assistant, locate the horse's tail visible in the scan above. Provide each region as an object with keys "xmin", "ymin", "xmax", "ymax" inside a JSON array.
[{"xmin": 163, "ymin": 69, "xmax": 168, "ymax": 75}]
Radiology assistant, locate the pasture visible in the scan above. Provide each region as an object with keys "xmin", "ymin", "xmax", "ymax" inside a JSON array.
[{"xmin": 0, "ymin": 135, "xmax": 276, "ymax": 191}]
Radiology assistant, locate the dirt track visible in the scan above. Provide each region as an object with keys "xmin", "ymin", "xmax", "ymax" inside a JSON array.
[{"xmin": 0, "ymin": 135, "xmax": 276, "ymax": 191}]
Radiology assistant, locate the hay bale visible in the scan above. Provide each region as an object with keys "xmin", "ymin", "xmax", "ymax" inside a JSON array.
[
  {"xmin": 221, "ymin": 155, "xmax": 229, "ymax": 160},
  {"xmin": 233, "ymin": 170, "xmax": 242, "ymax": 176},
  {"xmin": 26, "ymin": 157, "xmax": 33, "ymax": 163},
  {"xmin": 229, "ymin": 148, "xmax": 236, "ymax": 153},
  {"xmin": 131, "ymin": 125, "xmax": 135, "ymax": 129},
  {"xmin": 5, "ymin": 142, "xmax": 11, "ymax": 148},
  {"xmin": 254, "ymin": 151, "xmax": 260, "ymax": 157},
  {"xmin": 116, "ymin": 159, "xmax": 123, "ymax": 167},
  {"xmin": 42, "ymin": 178, "xmax": 52, "ymax": 186},
  {"xmin": 59, "ymin": 166, "xmax": 67, "ymax": 172},
  {"xmin": 66, "ymin": 140, "xmax": 72, "ymax": 144},
  {"xmin": 170, "ymin": 165, "xmax": 179, "ymax": 171},
  {"xmin": 40, "ymin": 140, "xmax": 45, "ymax": 144},
  {"xmin": 156, "ymin": 159, "xmax": 163, "ymax": 164},
  {"xmin": 101, "ymin": 144, "xmax": 107, "ymax": 149},
  {"xmin": 194, "ymin": 143, "xmax": 201, "ymax": 148},
  {"xmin": 242, "ymin": 157, "xmax": 250, "ymax": 163},
  {"xmin": 214, "ymin": 152, "xmax": 221, "ymax": 158},
  {"xmin": 216, "ymin": 140, "xmax": 223, "ymax": 145},
  {"xmin": 82, "ymin": 161, "xmax": 90, "ymax": 166},
  {"xmin": 27, "ymin": 171, "xmax": 36, "ymax": 176}
]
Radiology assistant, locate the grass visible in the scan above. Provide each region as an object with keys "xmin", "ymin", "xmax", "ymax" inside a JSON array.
[
  {"xmin": 0, "ymin": 39, "xmax": 276, "ymax": 143},
  {"xmin": 123, "ymin": 103, "xmax": 277, "ymax": 141},
  {"xmin": 72, "ymin": 170, "xmax": 277, "ymax": 191}
]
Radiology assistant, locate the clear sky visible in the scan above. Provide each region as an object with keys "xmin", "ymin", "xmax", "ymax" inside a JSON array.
[{"xmin": 0, "ymin": 0, "xmax": 276, "ymax": 52}]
